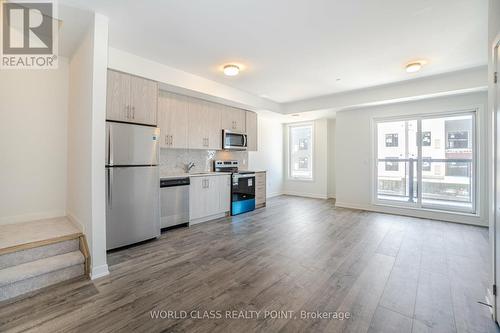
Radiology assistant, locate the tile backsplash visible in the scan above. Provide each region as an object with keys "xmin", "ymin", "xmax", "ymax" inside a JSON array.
[{"xmin": 160, "ymin": 149, "xmax": 248, "ymax": 175}]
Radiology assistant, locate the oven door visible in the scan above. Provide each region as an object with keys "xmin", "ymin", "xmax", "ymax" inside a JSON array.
[
  {"xmin": 223, "ymin": 130, "xmax": 248, "ymax": 150},
  {"xmin": 231, "ymin": 174, "xmax": 255, "ymax": 215}
]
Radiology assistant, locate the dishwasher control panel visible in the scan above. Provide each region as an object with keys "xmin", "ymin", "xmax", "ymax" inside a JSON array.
[{"xmin": 160, "ymin": 177, "xmax": 190, "ymax": 188}]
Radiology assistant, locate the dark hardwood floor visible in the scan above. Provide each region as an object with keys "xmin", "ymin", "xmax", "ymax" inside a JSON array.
[{"xmin": 0, "ymin": 196, "xmax": 497, "ymax": 332}]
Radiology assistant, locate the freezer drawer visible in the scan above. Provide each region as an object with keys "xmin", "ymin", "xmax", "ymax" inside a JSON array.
[
  {"xmin": 106, "ymin": 122, "xmax": 160, "ymax": 166},
  {"xmin": 106, "ymin": 166, "xmax": 160, "ymax": 250}
]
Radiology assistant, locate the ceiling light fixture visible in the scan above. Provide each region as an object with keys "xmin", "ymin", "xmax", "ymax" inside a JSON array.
[
  {"xmin": 405, "ymin": 61, "xmax": 425, "ymax": 73},
  {"xmin": 291, "ymin": 114, "xmax": 300, "ymax": 117},
  {"xmin": 223, "ymin": 64, "xmax": 240, "ymax": 76}
]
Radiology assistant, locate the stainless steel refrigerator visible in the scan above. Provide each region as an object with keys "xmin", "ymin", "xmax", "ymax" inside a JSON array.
[{"xmin": 105, "ymin": 122, "xmax": 161, "ymax": 250}]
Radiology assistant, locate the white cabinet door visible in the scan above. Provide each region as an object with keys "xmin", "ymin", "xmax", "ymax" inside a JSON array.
[
  {"xmin": 218, "ymin": 175, "xmax": 231, "ymax": 213},
  {"xmin": 189, "ymin": 177, "xmax": 207, "ymax": 220},
  {"xmin": 158, "ymin": 91, "xmax": 189, "ymax": 149},
  {"xmin": 188, "ymin": 99, "xmax": 209, "ymax": 149},
  {"xmin": 206, "ymin": 176, "xmax": 220, "ymax": 216},
  {"xmin": 221, "ymin": 106, "xmax": 246, "ymax": 132},
  {"xmin": 246, "ymin": 111, "xmax": 258, "ymax": 151},
  {"xmin": 130, "ymin": 75, "xmax": 158, "ymax": 126},
  {"xmin": 206, "ymin": 101, "xmax": 222, "ymax": 150},
  {"xmin": 106, "ymin": 70, "xmax": 131, "ymax": 122}
]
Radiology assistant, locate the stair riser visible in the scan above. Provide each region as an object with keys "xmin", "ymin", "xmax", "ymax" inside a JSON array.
[
  {"xmin": 0, "ymin": 239, "xmax": 79, "ymax": 270},
  {"xmin": 0, "ymin": 264, "xmax": 84, "ymax": 301}
]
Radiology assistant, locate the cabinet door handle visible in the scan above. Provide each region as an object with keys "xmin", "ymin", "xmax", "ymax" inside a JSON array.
[
  {"xmin": 206, "ymin": 138, "xmax": 209, "ymax": 147},
  {"xmin": 165, "ymin": 135, "xmax": 168, "ymax": 145},
  {"xmin": 126, "ymin": 105, "xmax": 130, "ymax": 119},
  {"xmin": 132, "ymin": 106, "xmax": 135, "ymax": 119},
  {"xmin": 170, "ymin": 135, "xmax": 173, "ymax": 146}
]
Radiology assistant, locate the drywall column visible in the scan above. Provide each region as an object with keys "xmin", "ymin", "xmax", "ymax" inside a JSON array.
[
  {"xmin": 67, "ymin": 13, "xmax": 109, "ymax": 279},
  {"xmin": 90, "ymin": 13, "xmax": 109, "ymax": 279},
  {"xmin": 248, "ymin": 116, "xmax": 284, "ymax": 197},
  {"xmin": 489, "ymin": 0, "xmax": 500, "ymax": 322}
]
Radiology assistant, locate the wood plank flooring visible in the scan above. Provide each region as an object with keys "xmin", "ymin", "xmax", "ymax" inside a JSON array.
[{"xmin": 0, "ymin": 195, "xmax": 498, "ymax": 333}]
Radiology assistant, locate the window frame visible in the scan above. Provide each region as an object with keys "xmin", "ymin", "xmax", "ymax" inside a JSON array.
[
  {"xmin": 372, "ymin": 109, "xmax": 479, "ymax": 216},
  {"xmin": 287, "ymin": 122, "xmax": 314, "ymax": 181}
]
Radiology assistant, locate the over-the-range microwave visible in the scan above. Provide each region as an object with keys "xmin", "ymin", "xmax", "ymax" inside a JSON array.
[{"xmin": 222, "ymin": 130, "xmax": 247, "ymax": 150}]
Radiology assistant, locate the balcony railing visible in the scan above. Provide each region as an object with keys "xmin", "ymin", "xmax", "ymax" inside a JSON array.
[{"xmin": 377, "ymin": 158, "xmax": 473, "ymax": 210}]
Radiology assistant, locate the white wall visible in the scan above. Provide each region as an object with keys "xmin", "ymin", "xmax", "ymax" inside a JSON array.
[
  {"xmin": 248, "ymin": 117, "xmax": 284, "ymax": 197},
  {"xmin": 67, "ymin": 13, "xmax": 109, "ymax": 279},
  {"xmin": 0, "ymin": 59, "xmax": 69, "ymax": 224},
  {"xmin": 67, "ymin": 28, "xmax": 93, "ymax": 236},
  {"xmin": 327, "ymin": 119, "xmax": 336, "ymax": 198},
  {"xmin": 282, "ymin": 119, "xmax": 328, "ymax": 199},
  {"xmin": 335, "ymin": 92, "xmax": 489, "ymax": 226}
]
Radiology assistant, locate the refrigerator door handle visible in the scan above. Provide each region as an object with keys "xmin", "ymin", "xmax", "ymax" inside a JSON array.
[
  {"xmin": 109, "ymin": 124, "xmax": 114, "ymax": 166},
  {"xmin": 108, "ymin": 168, "xmax": 113, "ymax": 209}
]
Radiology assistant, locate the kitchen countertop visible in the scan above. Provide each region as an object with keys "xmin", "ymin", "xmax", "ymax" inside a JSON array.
[{"xmin": 160, "ymin": 172, "xmax": 232, "ymax": 180}]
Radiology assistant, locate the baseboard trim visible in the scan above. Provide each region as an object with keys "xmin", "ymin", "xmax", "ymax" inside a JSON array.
[
  {"xmin": 282, "ymin": 191, "xmax": 328, "ymax": 200},
  {"xmin": 190, "ymin": 212, "xmax": 228, "ymax": 225},
  {"xmin": 267, "ymin": 192, "xmax": 283, "ymax": 198},
  {"xmin": 334, "ymin": 201, "xmax": 488, "ymax": 227},
  {"xmin": 91, "ymin": 264, "xmax": 109, "ymax": 280},
  {"xmin": 0, "ymin": 210, "xmax": 66, "ymax": 226}
]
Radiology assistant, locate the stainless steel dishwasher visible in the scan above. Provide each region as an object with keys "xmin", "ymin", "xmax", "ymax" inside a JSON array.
[{"xmin": 160, "ymin": 177, "xmax": 190, "ymax": 229}]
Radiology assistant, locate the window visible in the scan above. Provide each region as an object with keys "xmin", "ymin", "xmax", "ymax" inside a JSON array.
[
  {"xmin": 385, "ymin": 158, "xmax": 399, "ymax": 171},
  {"xmin": 385, "ymin": 133, "xmax": 399, "ymax": 147},
  {"xmin": 289, "ymin": 124, "xmax": 313, "ymax": 180},
  {"xmin": 375, "ymin": 112, "xmax": 476, "ymax": 214},
  {"xmin": 447, "ymin": 131, "xmax": 469, "ymax": 149},
  {"xmin": 422, "ymin": 157, "xmax": 432, "ymax": 171},
  {"xmin": 422, "ymin": 131, "xmax": 431, "ymax": 146}
]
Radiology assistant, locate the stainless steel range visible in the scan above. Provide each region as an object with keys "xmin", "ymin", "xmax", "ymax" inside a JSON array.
[{"xmin": 214, "ymin": 160, "xmax": 255, "ymax": 216}]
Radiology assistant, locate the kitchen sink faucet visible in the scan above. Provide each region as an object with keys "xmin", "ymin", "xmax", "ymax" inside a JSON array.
[{"xmin": 186, "ymin": 162, "xmax": 195, "ymax": 173}]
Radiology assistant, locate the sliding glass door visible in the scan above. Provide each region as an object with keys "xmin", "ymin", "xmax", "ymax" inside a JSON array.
[{"xmin": 375, "ymin": 112, "xmax": 476, "ymax": 214}]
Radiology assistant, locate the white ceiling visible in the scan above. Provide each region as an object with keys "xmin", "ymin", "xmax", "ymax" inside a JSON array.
[{"xmin": 62, "ymin": 0, "xmax": 487, "ymax": 103}]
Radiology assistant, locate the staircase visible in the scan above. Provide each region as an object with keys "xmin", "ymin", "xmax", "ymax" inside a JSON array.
[{"xmin": 0, "ymin": 217, "xmax": 89, "ymax": 302}]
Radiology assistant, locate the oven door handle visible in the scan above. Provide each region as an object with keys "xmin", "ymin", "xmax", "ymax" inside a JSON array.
[{"xmin": 233, "ymin": 174, "xmax": 255, "ymax": 179}]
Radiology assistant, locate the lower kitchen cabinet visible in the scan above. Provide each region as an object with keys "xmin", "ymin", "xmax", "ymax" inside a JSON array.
[
  {"xmin": 189, "ymin": 175, "xmax": 231, "ymax": 224},
  {"xmin": 255, "ymin": 171, "xmax": 266, "ymax": 208}
]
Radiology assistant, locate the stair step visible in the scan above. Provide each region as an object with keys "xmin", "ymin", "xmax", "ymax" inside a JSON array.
[
  {"xmin": 0, "ymin": 239, "xmax": 79, "ymax": 270},
  {"xmin": 0, "ymin": 251, "xmax": 85, "ymax": 301},
  {"xmin": 0, "ymin": 217, "xmax": 81, "ymax": 256}
]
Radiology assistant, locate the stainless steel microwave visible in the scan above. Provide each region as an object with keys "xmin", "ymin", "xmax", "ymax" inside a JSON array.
[{"xmin": 222, "ymin": 130, "xmax": 248, "ymax": 150}]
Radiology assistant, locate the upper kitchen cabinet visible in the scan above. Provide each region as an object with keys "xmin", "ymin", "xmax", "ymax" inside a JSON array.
[
  {"xmin": 188, "ymin": 99, "xmax": 221, "ymax": 150},
  {"xmin": 106, "ymin": 70, "xmax": 130, "ymax": 122},
  {"xmin": 221, "ymin": 106, "xmax": 246, "ymax": 132},
  {"xmin": 158, "ymin": 91, "xmax": 188, "ymax": 149},
  {"xmin": 246, "ymin": 111, "xmax": 258, "ymax": 151},
  {"xmin": 106, "ymin": 69, "xmax": 158, "ymax": 126},
  {"xmin": 129, "ymin": 75, "xmax": 158, "ymax": 126}
]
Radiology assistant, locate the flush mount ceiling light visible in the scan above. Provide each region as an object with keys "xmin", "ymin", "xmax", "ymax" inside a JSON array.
[
  {"xmin": 223, "ymin": 64, "xmax": 240, "ymax": 76},
  {"xmin": 291, "ymin": 114, "xmax": 300, "ymax": 117},
  {"xmin": 405, "ymin": 61, "xmax": 426, "ymax": 73}
]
